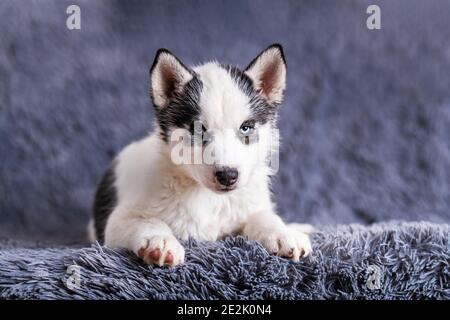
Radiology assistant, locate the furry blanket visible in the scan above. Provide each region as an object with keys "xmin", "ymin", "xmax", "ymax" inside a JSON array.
[{"xmin": 1, "ymin": 222, "xmax": 449, "ymax": 299}]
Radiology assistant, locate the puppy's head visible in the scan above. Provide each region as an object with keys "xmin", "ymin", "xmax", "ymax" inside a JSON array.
[{"xmin": 150, "ymin": 44, "xmax": 286, "ymax": 193}]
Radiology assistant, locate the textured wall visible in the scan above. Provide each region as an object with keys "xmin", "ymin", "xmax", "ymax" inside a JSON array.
[{"xmin": 1, "ymin": 0, "xmax": 450, "ymax": 243}]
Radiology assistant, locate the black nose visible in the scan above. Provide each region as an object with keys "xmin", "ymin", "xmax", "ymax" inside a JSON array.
[{"xmin": 214, "ymin": 167, "xmax": 239, "ymax": 187}]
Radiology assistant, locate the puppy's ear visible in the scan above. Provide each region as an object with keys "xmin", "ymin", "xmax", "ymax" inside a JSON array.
[
  {"xmin": 150, "ymin": 49, "xmax": 193, "ymax": 108},
  {"xmin": 245, "ymin": 44, "xmax": 287, "ymax": 105}
]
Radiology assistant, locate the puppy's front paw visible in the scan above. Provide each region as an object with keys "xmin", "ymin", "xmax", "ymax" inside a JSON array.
[
  {"xmin": 258, "ymin": 229, "xmax": 312, "ymax": 261},
  {"xmin": 136, "ymin": 235, "xmax": 185, "ymax": 267}
]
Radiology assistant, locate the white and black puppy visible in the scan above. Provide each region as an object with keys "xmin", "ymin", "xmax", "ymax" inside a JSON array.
[{"xmin": 90, "ymin": 44, "xmax": 312, "ymax": 267}]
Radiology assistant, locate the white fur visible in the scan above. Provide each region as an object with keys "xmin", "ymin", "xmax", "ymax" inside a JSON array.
[{"xmin": 96, "ymin": 49, "xmax": 312, "ymax": 267}]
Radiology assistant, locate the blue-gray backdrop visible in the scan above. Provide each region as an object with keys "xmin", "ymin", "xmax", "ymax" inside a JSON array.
[{"xmin": 1, "ymin": 0, "xmax": 450, "ymax": 243}]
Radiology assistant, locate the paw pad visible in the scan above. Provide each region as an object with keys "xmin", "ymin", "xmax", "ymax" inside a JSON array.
[
  {"xmin": 164, "ymin": 251, "xmax": 173, "ymax": 265},
  {"xmin": 148, "ymin": 248, "xmax": 161, "ymax": 261},
  {"xmin": 135, "ymin": 235, "xmax": 185, "ymax": 267}
]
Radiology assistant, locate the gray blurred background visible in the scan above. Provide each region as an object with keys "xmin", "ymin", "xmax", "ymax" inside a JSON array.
[{"xmin": 1, "ymin": 0, "xmax": 450, "ymax": 243}]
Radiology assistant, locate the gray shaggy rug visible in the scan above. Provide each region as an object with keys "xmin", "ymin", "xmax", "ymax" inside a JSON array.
[{"xmin": 1, "ymin": 222, "xmax": 448, "ymax": 300}]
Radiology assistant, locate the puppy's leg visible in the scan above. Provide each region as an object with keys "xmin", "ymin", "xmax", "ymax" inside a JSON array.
[
  {"xmin": 242, "ymin": 212, "xmax": 312, "ymax": 261},
  {"xmin": 105, "ymin": 214, "xmax": 185, "ymax": 267}
]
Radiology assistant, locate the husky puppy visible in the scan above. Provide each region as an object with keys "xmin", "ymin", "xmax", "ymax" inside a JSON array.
[{"xmin": 91, "ymin": 44, "xmax": 312, "ymax": 267}]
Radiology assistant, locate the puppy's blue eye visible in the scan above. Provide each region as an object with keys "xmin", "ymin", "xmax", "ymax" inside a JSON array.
[{"xmin": 240, "ymin": 125, "xmax": 253, "ymax": 135}]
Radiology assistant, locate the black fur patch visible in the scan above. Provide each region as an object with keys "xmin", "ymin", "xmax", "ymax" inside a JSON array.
[
  {"xmin": 155, "ymin": 76, "xmax": 203, "ymax": 142},
  {"xmin": 221, "ymin": 64, "xmax": 278, "ymax": 125},
  {"xmin": 92, "ymin": 163, "xmax": 117, "ymax": 244},
  {"xmin": 221, "ymin": 64, "xmax": 254, "ymax": 97},
  {"xmin": 248, "ymin": 94, "xmax": 278, "ymax": 125}
]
